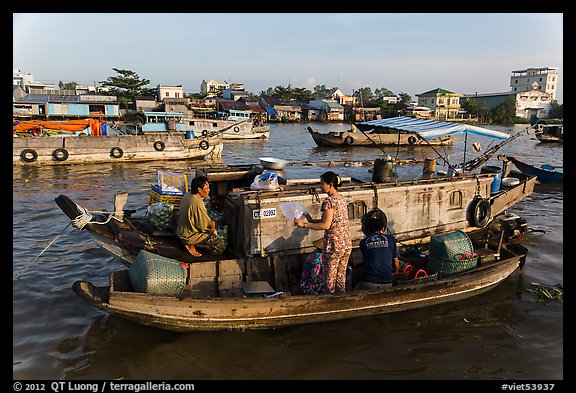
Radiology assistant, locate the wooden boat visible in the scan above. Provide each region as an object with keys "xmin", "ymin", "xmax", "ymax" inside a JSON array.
[
  {"xmin": 13, "ymin": 118, "xmax": 223, "ymax": 166},
  {"xmin": 307, "ymin": 116, "xmax": 523, "ymax": 148},
  {"xmin": 506, "ymin": 156, "xmax": 563, "ymax": 183},
  {"xmin": 70, "ymin": 222, "xmax": 529, "ymax": 332},
  {"xmin": 184, "ymin": 111, "xmax": 270, "ymax": 140},
  {"xmin": 534, "ymin": 123, "xmax": 563, "ymax": 143},
  {"xmin": 56, "ymin": 120, "xmax": 536, "ymax": 331},
  {"xmin": 54, "ymin": 119, "xmax": 535, "ymax": 264},
  {"xmin": 308, "ymin": 125, "xmax": 453, "ymax": 147},
  {"xmin": 55, "ymin": 157, "xmax": 535, "ymax": 266}
]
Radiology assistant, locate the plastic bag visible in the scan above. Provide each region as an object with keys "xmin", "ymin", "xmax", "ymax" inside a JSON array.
[
  {"xmin": 147, "ymin": 202, "xmax": 174, "ymax": 231},
  {"xmin": 279, "ymin": 201, "xmax": 307, "ymax": 221},
  {"xmin": 250, "ymin": 171, "xmax": 280, "ymax": 191}
]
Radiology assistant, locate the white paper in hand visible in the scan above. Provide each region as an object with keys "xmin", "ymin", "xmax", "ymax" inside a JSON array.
[{"xmin": 279, "ymin": 202, "xmax": 307, "ymax": 221}]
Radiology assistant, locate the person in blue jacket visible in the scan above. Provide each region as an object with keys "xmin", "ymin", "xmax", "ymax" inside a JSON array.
[{"xmin": 357, "ymin": 215, "xmax": 400, "ymax": 289}]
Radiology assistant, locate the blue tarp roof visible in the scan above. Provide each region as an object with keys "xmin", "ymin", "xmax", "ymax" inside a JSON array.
[
  {"xmin": 266, "ymin": 108, "xmax": 277, "ymax": 115},
  {"xmin": 356, "ymin": 116, "xmax": 510, "ymax": 141}
]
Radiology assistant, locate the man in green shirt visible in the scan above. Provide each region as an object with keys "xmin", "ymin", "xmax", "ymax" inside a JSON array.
[{"xmin": 176, "ymin": 175, "xmax": 225, "ymax": 257}]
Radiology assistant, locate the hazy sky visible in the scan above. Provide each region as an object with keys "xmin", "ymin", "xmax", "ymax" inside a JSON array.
[{"xmin": 13, "ymin": 13, "xmax": 563, "ymax": 103}]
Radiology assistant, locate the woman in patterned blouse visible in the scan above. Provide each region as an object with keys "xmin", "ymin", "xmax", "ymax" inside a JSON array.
[{"xmin": 294, "ymin": 171, "xmax": 352, "ymax": 293}]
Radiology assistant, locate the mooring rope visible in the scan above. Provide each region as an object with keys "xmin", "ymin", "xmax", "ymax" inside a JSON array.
[
  {"xmin": 14, "ymin": 223, "xmax": 71, "ymax": 280},
  {"xmin": 71, "ymin": 204, "xmax": 124, "ymax": 229},
  {"xmin": 15, "ymin": 203, "xmax": 142, "ymax": 280}
]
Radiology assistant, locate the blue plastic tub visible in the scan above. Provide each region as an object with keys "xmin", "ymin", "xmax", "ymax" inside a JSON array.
[{"xmin": 481, "ymin": 165, "xmax": 502, "ymax": 194}]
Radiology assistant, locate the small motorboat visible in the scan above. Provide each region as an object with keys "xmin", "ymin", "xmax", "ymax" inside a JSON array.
[
  {"xmin": 534, "ymin": 123, "xmax": 563, "ymax": 144},
  {"xmin": 506, "ymin": 156, "xmax": 563, "ymax": 183}
]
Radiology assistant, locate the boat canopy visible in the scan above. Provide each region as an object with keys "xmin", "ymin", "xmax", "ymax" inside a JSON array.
[
  {"xmin": 13, "ymin": 119, "xmax": 104, "ymax": 135},
  {"xmin": 356, "ymin": 116, "xmax": 510, "ymax": 141}
]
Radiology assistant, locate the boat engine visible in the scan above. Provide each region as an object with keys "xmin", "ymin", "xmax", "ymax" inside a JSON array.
[{"xmin": 498, "ymin": 213, "xmax": 528, "ymax": 242}]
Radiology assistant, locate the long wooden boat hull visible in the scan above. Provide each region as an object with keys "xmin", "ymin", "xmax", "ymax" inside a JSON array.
[
  {"xmin": 186, "ymin": 118, "xmax": 270, "ymax": 140},
  {"xmin": 507, "ymin": 156, "xmax": 563, "ymax": 183},
  {"xmin": 58, "ymin": 162, "xmax": 531, "ymax": 331},
  {"xmin": 13, "ymin": 133, "xmax": 223, "ymax": 165},
  {"xmin": 221, "ymin": 128, "xmax": 269, "ymax": 140},
  {"xmin": 536, "ymin": 134, "xmax": 563, "ymax": 143},
  {"xmin": 72, "ymin": 247, "xmax": 526, "ymax": 332},
  {"xmin": 307, "ymin": 127, "xmax": 453, "ymax": 147}
]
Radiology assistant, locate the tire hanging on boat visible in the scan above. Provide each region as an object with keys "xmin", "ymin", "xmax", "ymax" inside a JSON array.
[
  {"xmin": 153, "ymin": 141, "xmax": 165, "ymax": 151},
  {"xmin": 52, "ymin": 148, "xmax": 69, "ymax": 161},
  {"xmin": 408, "ymin": 136, "xmax": 418, "ymax": 145},
  {"xmin": 233, "ymin": 126, "xmax": 240, "ymax": 133},
  {"xmin": 199, "ymin": 140, "xmax": 209, "ymax": 150},
  {"xmin": 344, "ymin": 136, "xmax": 355, "ymax": 145},
  {"xmin": 20, "ymin": 149, "xmax": 38, "ymax": 163},
  {"xmin": 110, "ymin": 147, "xmax": 123, "ymax": 158},
  {"xmin": 467, "ymin": 196, "xmax": 491, "ymax": 228},
  {"xmin": 201, "ymin": 130, "xmax": 208, "ymax": 137}
]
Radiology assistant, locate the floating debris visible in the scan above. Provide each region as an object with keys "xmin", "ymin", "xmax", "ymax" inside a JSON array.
[{"xmin": 526, "ymin": 283, "xmax": 563, "ymax": 302}]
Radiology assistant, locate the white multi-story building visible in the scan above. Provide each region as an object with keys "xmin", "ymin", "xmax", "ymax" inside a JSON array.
[
  {"xmin": 157, "ymin": 85, "xmax": 184, "ymax": 101},
  {"xmin": 200, "ymin": 80, "xmax": 229, "ymax": 96},
  {"xmin": 510, "ymin": 67, "xmax": 559, "ymax": 101},
  {"xmin": 13, "ymin": 69, "xmax": 56, "ymax": 92}
]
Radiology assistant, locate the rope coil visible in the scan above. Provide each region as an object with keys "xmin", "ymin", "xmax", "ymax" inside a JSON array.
[{"xmin": 71, "ymin": 204, "xmax": 124, "ymax": 229}]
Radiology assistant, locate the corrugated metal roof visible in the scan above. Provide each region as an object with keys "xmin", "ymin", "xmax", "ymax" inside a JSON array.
[
  {"xmin": 325, "ymin": 101, "xmax": 343, "ymax": 109},
  {"xmin": 417, "ymin": 88, "xmax": 456, "ymax": 96},
  {"xmin": 355, "ymin": 116, "xmax": 510, "ymax": 141}
]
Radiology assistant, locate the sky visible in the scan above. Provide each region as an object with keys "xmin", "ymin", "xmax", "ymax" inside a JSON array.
[{"xmin": 13, "ymin": 13, "xmax": 563, "ymax": 103}]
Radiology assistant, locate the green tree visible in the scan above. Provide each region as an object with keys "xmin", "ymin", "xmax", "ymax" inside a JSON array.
[
  {"xmin": 99, "ymin": 68, "xmax": 151, "ymax": 106},
  {"xmin": 58, "ymin": 81, "xmax": 77, "ymax": 90},
  {"xmin": 313, "ymin": 84, "xmax": 331, "ymax": 99},
  {"xmin": 292, "ymin": 87, "xmax": 313, "ymax": 103},
  {"xmin": 354, "ymin": 87, "xmax": 376, "ymax": 107},
  {"xmin": 461, "ymin": 97, "xmax": 490, "ymax": 123},
  {"xmin": 374, "ymin": 87, "xmax": 396, "ymax": 100},
  {"xmin": 380, "ymin": 101, "xmax": 400, "ymax": 118},
  {"xmin": 272, "ymin": 85, "xmax": 291, "ymax": 102},
  {"xmin": 398, "ymin": 92, "xmax": 412, "ymax": 104},
  {"xmin": 548, "ymin": 101, "xmax": 563, "ymax": 119},
  {"xmin": 489, "ymin": 96, "xmax": 516, "ymax": 126}
]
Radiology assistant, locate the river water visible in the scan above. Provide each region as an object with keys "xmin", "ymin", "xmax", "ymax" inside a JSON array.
[{"xmin": 13, "ymin": 123, "xmax": 563, "ymax": 382}]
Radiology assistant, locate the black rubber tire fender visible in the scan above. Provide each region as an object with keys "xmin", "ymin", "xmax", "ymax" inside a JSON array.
[
  {"xmin": 153, "ymin": 141, "xmax": 165, "ymax": 151},
  {"xmin": 52, "ymin": 148, "xmax": 69, "ymax": 161},
  {"xmin": 467, "ymin": 197, "xmax": 491, "ymax": 228},
  {"xmin": 199, "ymin": 140, "xmax": 210, "ymax": 150},
  {"xmin": 201, "ymin": 130, "xmax": 208, "ymax": 137},
  {"xmin": 408, "ymin": 136, "xmax": 418, "ymax": 145},
  {"xmin": 233, "ymin": 126, "xmax": 240, "ymax": 133},
  {"xmin": 20, "ymin": 149, "xmax": 38, "ymax": 163},
  {"xmin": 110, "ymin": 147, "xmax": 123, "ymax": 158},
  {"xmin": 344, "ymin": 135, "xmax": 354, "ymax": 145}
]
